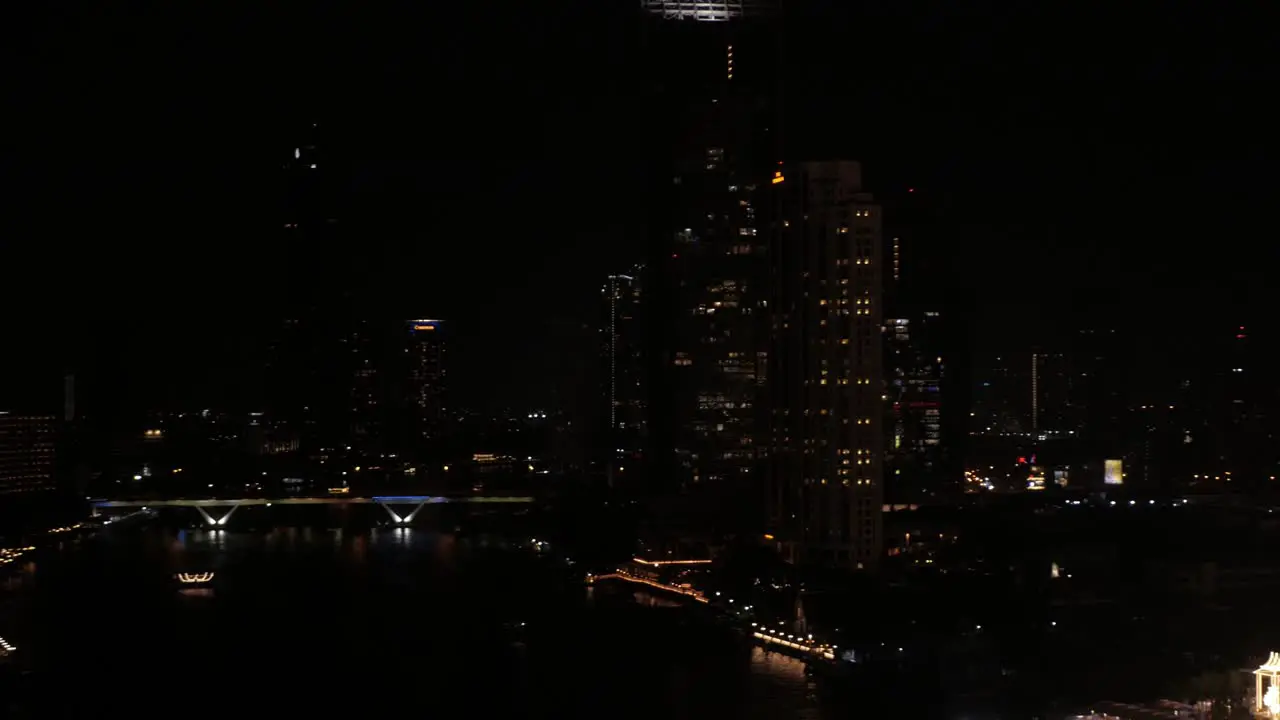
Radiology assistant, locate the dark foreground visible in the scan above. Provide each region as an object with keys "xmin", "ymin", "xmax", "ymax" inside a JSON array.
[{"xmin": 0, "ymin": 526, "xmax": 845, "ymax": 719}]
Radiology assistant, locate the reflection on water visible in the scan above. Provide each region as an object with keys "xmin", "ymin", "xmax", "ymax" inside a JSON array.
[
  {"xmin": 1, "ymin": 527, "xmax": 844, "ymax": 719},
  {"xmin": 632, "ymin": 590, "xmax": 685, "ymax": 608},
  {"xmin": 748, "ymin": 647, "xmax": 823, "ymax": 720}
]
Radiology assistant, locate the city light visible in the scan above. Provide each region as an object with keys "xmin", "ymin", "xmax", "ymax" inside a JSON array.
[
  {"xmin": 642, "ymin": 0, "xmax": 771, "ymax": 21},
  {"xmin": 586, "ymin": 570, "xmax": 710, "ymax": 603},
  {"xmin": 175, "ymin": 572, "xmax": 215, "ymax": 584},
  {"xmin": 1258, "ymin": 652, "xmax": 1280, "ymax": 714},
  {"xmin": 0, "ymin": 546, "xmax": 36, "ymax": 566}
]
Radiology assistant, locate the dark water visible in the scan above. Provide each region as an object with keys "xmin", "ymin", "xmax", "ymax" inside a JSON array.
[{"xmin": 1, "ymin": 527, "xmax": 834, "ymax": 719}]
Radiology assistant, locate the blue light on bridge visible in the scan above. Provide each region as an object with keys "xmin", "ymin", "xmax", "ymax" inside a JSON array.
[{"xmin": 371, "ymin": 496, "xmax": 443, "ymax": 503}]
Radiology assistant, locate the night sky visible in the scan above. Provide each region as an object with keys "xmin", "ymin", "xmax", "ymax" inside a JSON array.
[{"xmin": 2, "ymin": 1, "xmax": 1273, "ymax": 413}]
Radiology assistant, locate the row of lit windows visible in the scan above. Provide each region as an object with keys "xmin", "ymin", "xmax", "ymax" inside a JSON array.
[
  {"xmin": 808, "ymin": 377, "xmax": 872, "ymax": 386},
  {"xmin": 801, "ymin": 477, "xmax": 876, "ymax": 487},
  {"xmin": 817, "ymin": 377, "xmax": 876, "ymax": 387}
]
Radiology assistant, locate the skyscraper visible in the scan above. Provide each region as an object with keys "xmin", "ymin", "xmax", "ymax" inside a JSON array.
[
  {"xmin": 265, "ymin": 121, "xmax": 353, "ymax": 452},
  {"xmin": 0, "ymin": 412, "xmax": 56, "ymax": 495},
  {"xmin": 642, "ymin": 0, "xmax": 775, "ymax": 22},
  {"xmin": 348, "ymin": 319, "xmax": 382, "ymax": 455},
  {"xmin": 407, "ymin": 319, "xmax": 447, "ymax": 451},
  {"xmin": 767, "ymin": 161, "xmax": 883, "ymax": 569},
  {"xmin": 602, "ymin": 272, "xmax": 646, "ymax": 489},
  {"xmin": 884, "ymin": 312, "xmax": 947, "ymax": 500},
  {"xmin": 281, "ymin": 121, "xmax": 341, "ymax": 246},
  {"xmin": 641, "ymin": 0, "xmax": 780, "ymax": 529}
]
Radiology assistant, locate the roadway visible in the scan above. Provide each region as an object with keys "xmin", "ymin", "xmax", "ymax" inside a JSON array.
[{"xmin": 92, "ymin": 496, "xmax": 534, "ymax": 508}]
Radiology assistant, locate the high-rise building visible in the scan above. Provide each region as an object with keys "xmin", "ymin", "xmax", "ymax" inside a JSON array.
[
  {"xmin": 879, "ymin": 184, "xmax": 960, "ymax": 500},
  {"xmin": 641, "ymin": 0, "xmax": 780, "ymax": 529},
  {"xmin": 281, "ymin": 121, "xmax": 342, "ymax": 245},
  {"xmin": 407, "ymin": 319, "xmax": 447, "ymax": 450},
  {"xmin": 602, "ymin": 272, "xmax": 646, "ymax": 488},
  {"xmin": 1179, "ymin": 325, "xmax": 1268, "ymax": 486},
  {"xmin": 279, "ymin": 120, "xmax": 353, "ymax": 316},
  {"xmin": 339, "ymin": 318, "xmax": 449, "ymax": 462},
  {"xmin": 0, "ymin": 412, "xmax": 56, "ymax": 495},
  {"xmin": 767, "ymin": 161, "xmax": 884, "ymax": 569},
  {"xmin": 884, "ymin": 311, "xmax": 947, "ymax": 500},
  {"xmin": 971, "ymin": 352, "xmax": 1031, "ymax": 437},
  {"xmin": 265, "ymin": 121, "xmax": 353, "ymax": 451},
  {"xmin": 642, "ymin": 0, "xmax": 775, "ymax": 22},
  {"xmin": 1029, "ymin": 349, "xmax": 1077, "ymax": 439},
  {"xmin": 347, "ymin": 318, "xmax": 383, "ymax": 455}
]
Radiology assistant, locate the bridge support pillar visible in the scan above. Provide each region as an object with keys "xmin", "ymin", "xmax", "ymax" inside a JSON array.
[
  {"xmin": 377, "ymin": 500, "xmax": 428, "ymax": 525},
  {"xmin": 194, "ymin": 504, "xmax": 240, "ymax": 527}
]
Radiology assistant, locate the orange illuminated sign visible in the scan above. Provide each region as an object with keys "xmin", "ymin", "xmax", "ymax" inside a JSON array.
[
  {"xmin": 771, "ymin": 171, "xmax": 784, "ymax": 184},
  {"xmin": 413, "ymin": 324, "xmax": 436, "ymax": 331}
]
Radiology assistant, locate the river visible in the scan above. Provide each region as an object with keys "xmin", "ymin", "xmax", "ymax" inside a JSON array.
[{"xmin": 0, "ymin": 525, "xmax": 841, "ymax": 719}]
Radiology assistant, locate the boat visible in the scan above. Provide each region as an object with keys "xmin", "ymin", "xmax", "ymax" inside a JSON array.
[
  {"xmin": 174, "ymin": 571, "xmax": 216, "ymax": 587},
  {"xmin": 747, "ymin": 622, "xmax": 838, "ymax": 662},
  {"xmin": 586, "ymin": 557, "xmax": 713, "ymax": 603}
]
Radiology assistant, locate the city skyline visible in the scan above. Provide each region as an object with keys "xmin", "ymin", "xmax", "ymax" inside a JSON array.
[
  {"xmin": 3, "ymin": 3, "xmax": 1280, "ymax": 716},
  {"xmin": 4, "ymin": 1, "xmax": 1272, "ymax": 414}
]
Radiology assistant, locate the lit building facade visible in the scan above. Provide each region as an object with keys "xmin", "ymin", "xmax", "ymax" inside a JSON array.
[
  {"xmin": 642, "ymin": 0, "xmax": 780, "ymax": 527},
  {"xmin": 407, "ymin": 319, "xmax": 447, "ymax": 448},
  {"xmin": 642, "ymin": 0, "xmax": 775, "ymax": 22},
  {"xmin": 767, "ymin": 161, "xmax": 884, "ymax": 569},
  {"xmin": 0, "ymin": 413, "xmax": 56, "ymax": 495}
]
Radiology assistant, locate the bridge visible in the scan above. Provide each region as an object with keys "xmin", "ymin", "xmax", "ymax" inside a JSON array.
[{"xmin": 92, "ymin": 496, "xmax": 534, "ymax": 527}]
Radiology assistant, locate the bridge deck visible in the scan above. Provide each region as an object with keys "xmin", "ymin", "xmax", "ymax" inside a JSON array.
[{"xmin": 92, "ymin": 496, "xmax": 533, "ymax": 508}]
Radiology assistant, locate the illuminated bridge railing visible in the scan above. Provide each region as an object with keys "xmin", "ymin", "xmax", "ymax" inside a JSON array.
[
  {"xmin": 92, "ymin": 496, "xmax": 533, "ymax": 508},
  {"xmin": 750, "ymin": 624, "xmax": 837, "ymax": 661},
  {"xmin": 91, "ymin": 496, "xmax": 534, "ymax": 527},
  {"xmin": 586, "ymin": 567, "xmax": 710, "ymax": 603}
]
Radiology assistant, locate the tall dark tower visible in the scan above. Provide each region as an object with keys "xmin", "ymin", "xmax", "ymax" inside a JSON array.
[
  {"xmin": 407, "ymin": 320, "xmax": 447, "ymax": 453},
  {"xmin": 282, "ymin": 123, "xmax": 337, "ymax": 232},
  {"xmin": 263, "ymin": 121, "xmax": 354, "ymax": 452},
  {"xmin": 602, "ymin": 271, "xmax": 646, "ymax": 489},
  {"xmin": 640, "ymin": 0, "xmax": 782, "ymax": 536},
  {"xmin": 280, "ymin": 121, "xmax": 350, "ymax": 302}
]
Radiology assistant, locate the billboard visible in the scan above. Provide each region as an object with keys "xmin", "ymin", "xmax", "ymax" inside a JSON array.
[{"xmin": 1104, "ymin": 459, "xmax": 1123, "ymax": 485}]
